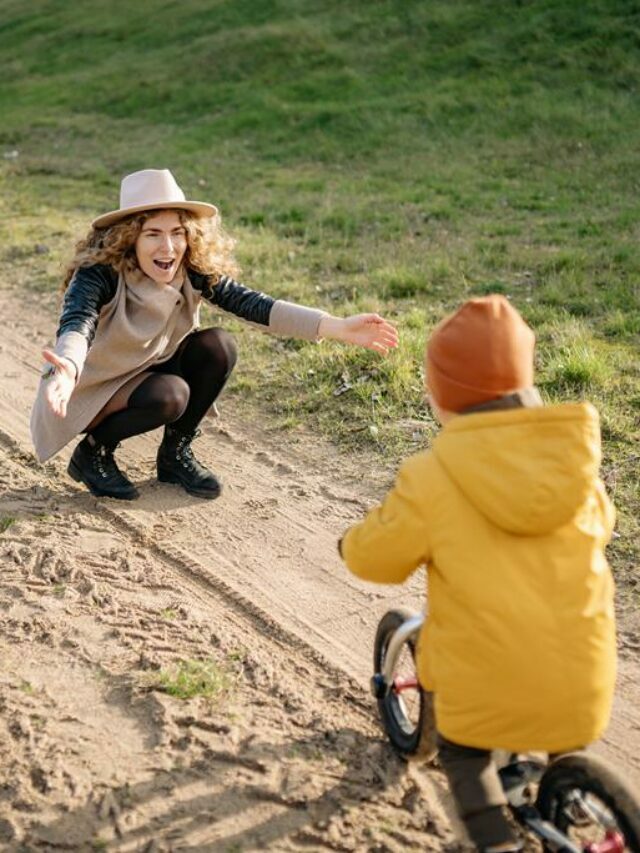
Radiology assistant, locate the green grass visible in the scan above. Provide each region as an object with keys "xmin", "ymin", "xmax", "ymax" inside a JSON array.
[
  {"xmin": 547, "ymin": 343, "xmax": 612, "ymax": 392},
  {"xmin": 0, "ymin": 516, "xmax": 16, "ymax": 534},
  {"xmin": 160, "ymin": 607, "xmax": 178, "ymax": 621},
  {"xmin": 0, "ymin": 0, "xmax": 638, "ymax": 598},
  {"xmin": 152, "ymin": 659, "xmax": 233, "ymax": 701}
]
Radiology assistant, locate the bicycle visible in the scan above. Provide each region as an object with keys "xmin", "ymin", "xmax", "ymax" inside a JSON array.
[{"xmin": 371, "ymin": 608, "xmax": 640, "ymax": 853}]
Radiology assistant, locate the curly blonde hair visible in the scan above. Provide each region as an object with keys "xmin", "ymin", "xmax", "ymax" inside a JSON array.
[{"xmin": 62, "ymin": 208, "xmax": 239, "ymax": 291}]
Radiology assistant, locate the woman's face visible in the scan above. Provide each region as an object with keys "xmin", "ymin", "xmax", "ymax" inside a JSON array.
[{"xmin": 135, "ymin": 210, "xmax": 188, "ymax": 283}]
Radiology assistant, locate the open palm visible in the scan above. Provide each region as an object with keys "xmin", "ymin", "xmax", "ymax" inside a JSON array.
[
  {"xmin": 42, "ymin": 349, "xmax": 76, "ymax": 417},
  {"xmin": 340, "ymin": 313, "xmax": 399, "ymax": 354}
]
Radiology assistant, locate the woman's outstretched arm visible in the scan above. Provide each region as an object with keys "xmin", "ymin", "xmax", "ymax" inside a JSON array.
[
  {"xmin": 318, "ymin": 313, "xmax": 398, "ymax": 354},
  {"xmin": 194, "ymin": 272, "xmax": 398, "ymax": 351}
]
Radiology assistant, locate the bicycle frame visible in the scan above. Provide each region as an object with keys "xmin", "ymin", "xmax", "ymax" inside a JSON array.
[
  {"xmin": 371, "ymin": 613, "xmax": 424, "ymax": 699},
  {"xmin": 371, "ymin": 610, "xmax": 628, "ymax": 853}
]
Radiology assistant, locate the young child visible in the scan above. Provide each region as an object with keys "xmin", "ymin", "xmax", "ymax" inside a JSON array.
[{"xmin": 339, "ymin": 295, "xmax": 616, "ymax": 851}]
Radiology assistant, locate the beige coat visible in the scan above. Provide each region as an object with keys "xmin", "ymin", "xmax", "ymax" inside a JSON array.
[{"xmin": 31, "ymin": 268, "xmax": 326, "ymax": 462}]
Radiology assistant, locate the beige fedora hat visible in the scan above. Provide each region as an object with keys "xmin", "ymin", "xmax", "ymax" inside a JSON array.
[{"xmin": 91, "ymin": 169, "xmax": 217, "ymax": 229}]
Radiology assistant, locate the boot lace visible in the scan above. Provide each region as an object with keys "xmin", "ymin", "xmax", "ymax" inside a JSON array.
[
  {"xmin": 92, "ymin": 444, "xmax": 119, "ymax": 480},
  {"xmin": 174, "ymin": 429, "xmax": 202, "ymax": 470}
]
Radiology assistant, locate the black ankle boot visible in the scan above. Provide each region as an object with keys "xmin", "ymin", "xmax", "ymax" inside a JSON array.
[
  {"xmin": 68, "ymin": 436, "xmax": 139, "ymax": 500},
  {"xmin": 156, "ymin": 427, "xmax": 222, "ymax": 499}
]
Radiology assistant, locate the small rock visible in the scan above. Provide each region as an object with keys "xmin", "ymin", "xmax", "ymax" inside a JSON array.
[{"xmin": 333, "ymin": 382, "xmax": 352, "ymax": 397}]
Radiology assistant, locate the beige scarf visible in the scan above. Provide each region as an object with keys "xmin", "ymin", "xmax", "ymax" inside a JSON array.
[{"xmin": 31, "ymin": 267, "xmax": 200, "ymax": 462}]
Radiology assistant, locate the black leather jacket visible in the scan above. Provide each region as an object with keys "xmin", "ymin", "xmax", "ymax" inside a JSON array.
[{"xmin": 57, "ymin": 264, "xmax": 276, "ymax": 346}]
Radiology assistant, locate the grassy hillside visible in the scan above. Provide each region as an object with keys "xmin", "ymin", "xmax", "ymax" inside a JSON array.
[{"xmin": 1, "ymin": 0, "xmax": 638, "ymax": 598}]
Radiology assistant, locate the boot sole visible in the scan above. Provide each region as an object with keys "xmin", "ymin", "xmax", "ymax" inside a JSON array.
[
  {"xmin": 157, "ymin": 470, "xmax": 222, "ymax": 500},
  {"xmin": 68, "ymin": 458, "xmax": 139, "ymax": 501}
]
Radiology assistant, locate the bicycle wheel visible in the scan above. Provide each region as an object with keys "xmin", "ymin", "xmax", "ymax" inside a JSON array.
[
  {"xmin": 373, "ymin": 608, "xmax": 437, "ymax": 761},
  {"xmin": 536, "ymin": 751, "xmax": 640, "ymax": 852}
]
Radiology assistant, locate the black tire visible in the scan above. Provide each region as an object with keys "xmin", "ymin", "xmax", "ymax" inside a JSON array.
[
  {"xmin": 373, "ymin": 608, "xmax": 437, "ymax": 761},
  {"xmin": 537, "ymin": 751, "xmax": 640, "ymax": 852}
]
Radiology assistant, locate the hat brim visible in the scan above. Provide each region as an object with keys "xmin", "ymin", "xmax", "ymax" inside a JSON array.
[{"xmin": 91, "ymin": 200, "xmax": 218, "ymax": 229}]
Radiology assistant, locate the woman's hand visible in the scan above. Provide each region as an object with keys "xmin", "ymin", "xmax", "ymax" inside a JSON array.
[
  {"xmin": 41, "ymin": 349, "xmax": 76, "ymax": 417},
  {"xmin": 318, "ymin": 314, "xmax": 399, "ymax": 354}
]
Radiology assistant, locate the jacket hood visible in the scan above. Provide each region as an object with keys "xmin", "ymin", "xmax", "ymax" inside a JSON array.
[{"xmin": 432, "ymin": 402, "xmax": 601, "ymax": 535}]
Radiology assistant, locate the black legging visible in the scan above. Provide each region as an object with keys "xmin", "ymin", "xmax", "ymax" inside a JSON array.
[{"xmin": 89, "ymin": 328, "xmax": 237, "ymax": 447}]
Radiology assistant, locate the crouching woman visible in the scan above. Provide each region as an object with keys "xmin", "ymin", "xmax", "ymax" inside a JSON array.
[{"xmin": 31, "ymin": 169, "xmax": 398, "ymax": 500}]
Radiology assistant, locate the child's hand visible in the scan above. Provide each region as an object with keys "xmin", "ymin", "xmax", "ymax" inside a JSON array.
[
  {"xmin": 319, "ymin": 314, "xmax": 399, "ymax": 354},
  {"xmin": 41, "ymin": 349, "xmax": 76, "ymax": 417}
]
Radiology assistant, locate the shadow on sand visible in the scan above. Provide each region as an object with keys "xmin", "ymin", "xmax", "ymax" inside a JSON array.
[{"xmin": 16, "ymin": 727, "xmax": 436, "ymax": 851}]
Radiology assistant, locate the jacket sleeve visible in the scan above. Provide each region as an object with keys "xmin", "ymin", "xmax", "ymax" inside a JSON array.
[
  {"xmin": 53, "ymin": 264, "xmax": 118, "ymax": 379},
  {"xmin": 57, "ymin": 264, "xmax": 118, "ymax": 342},
  {"xmin": 340, "ymin": 455, "xmax": 431, "ymax": 584},
  {"xmin": 193, "ymin": 272, "xmax": 275, "ymax": 325},
  {"xmin": 191, "ymin": 272, "xmax": 327, "ymax": 341}
]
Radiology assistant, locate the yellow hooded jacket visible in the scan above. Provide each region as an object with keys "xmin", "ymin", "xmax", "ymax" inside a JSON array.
[{"xmin": 341, "ymin": 403, "xmax": 616, "ymax": 752}]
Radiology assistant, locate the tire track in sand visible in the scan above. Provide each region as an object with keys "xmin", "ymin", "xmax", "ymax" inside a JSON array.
[{"xmin": 1, "ymin": 286, "xmax": 639, "ymax": 789}]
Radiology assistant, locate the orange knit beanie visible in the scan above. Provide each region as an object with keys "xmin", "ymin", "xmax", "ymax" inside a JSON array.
[{"xmin": 426, "ymin": 295, "xmax": 535, "ymax": 412}]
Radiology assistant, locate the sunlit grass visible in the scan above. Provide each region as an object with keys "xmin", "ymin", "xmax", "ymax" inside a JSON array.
[
  {"xmin": 0, "ymin": 0, "xmax": 638, "ymax": 599},
  {"xmin": 151, "ymin": 659, "xmax": 234, "ymax": 701},
  {"xmin": 545, "ymin": 342, "xmax": 614, "ymax": 394}
]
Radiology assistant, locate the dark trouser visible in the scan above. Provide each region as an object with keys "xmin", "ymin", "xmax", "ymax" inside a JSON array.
[
  {"xmin": 90, "ymin": 328, "xmax": 237, "ymax": 447},
  {"xmin": 437, "ymin": 735, "xmax": 518, "ymax": 850}
]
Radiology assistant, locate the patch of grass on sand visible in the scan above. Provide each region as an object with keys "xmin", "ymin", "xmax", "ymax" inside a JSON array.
[
  {"xmin": 0, "ymin": 516, "xmax": 16, "ymax": 534},
  {"xmin": 160, "ymin": 607, "xmax": 178, "ymax": 621},
  {"xmin": 152, "ymin": 659, "xmax": 234, "ymax": 701}
]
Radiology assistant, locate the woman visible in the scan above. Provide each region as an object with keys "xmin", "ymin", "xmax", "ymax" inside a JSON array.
[{"xmin": 31, "ymin": 169, "xmax": 398, "ymax": 501}]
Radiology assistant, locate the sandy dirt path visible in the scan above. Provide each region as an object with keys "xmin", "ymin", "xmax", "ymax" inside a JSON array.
[{"xmin": 1, "ymin": 285, "xmax": 638, "ymax": 850}]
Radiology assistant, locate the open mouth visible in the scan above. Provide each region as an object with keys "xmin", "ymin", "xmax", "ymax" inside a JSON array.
[{"xmin": 154, "ymin": 260, "xmax": 174, "ymax": 271}]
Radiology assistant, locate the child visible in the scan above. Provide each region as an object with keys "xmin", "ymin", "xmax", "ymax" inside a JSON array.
[{"xmin": 339, "ymin": 295, "xmax": 616, "ymax": 851}]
